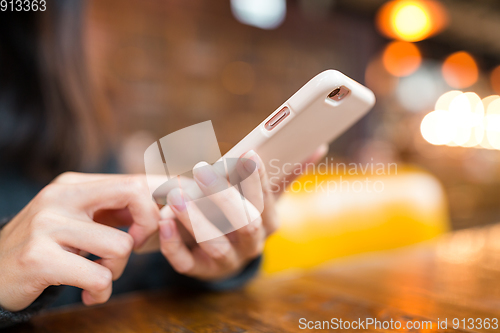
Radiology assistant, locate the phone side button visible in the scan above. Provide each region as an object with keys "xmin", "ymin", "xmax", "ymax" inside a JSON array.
[{"xmin": 265, "ymin": 107, "xmax": 290, "ymax": 131}]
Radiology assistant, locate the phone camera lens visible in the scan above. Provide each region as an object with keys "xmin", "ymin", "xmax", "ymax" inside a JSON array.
[
  {"xmin": 327, "ymin": 86, "xmax": 350, "ymax": 102},
  {"xmin": 328, "ymin": 88, "xmax": 341, "ymax": 98}
]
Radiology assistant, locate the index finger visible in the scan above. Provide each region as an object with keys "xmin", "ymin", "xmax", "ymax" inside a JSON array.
[
  {"xmin": 44, "ymin": 248, "xmax": 114, "ymax": 306},
  {"xmin": 63, "ymin": 175, "xmax": 161, "ymax": 249}
]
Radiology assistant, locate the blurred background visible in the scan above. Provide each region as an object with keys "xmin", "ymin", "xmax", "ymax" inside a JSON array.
[{"xmin": 86, "ymin": 0, "xmax": 500, "ymax": 271}]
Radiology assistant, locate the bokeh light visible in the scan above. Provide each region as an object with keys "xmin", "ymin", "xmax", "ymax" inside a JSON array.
[
  {"xmin": 466, "ymin": 92, "xmax": 485, "ymax": 147},
  {"xmin": 435, "ymin": 90, "xmax": 463, "ymax": 111},
  {"xmin": 437, "ymin": 229, "xmax": 485, "ymax": 264},
  {"xmin": 230, "ymin": 0, "xmax": 286, "ymax": 30},
  {"xmin": 448, "ymin": 92, "xmax": 483, "ymax": 147},
  {"xmin": 376, "ymin": 0, "xmax": 448, "ymax": 42},
  {"xmin": 490, "ymin": 65, "xmax": 500, "ymax": 95},
  {"xmin": 442, "ymin": 51, "xmax": 479, "ymax": 89},
  {"xmin": 485, "ymin": 97, "xmax": 500, "ymax": 149},
  {"xmin": 420, "ymin": 91, "xmax": 500, "ymax": 150},
  {"xmin": 420, "ymin": 110, "xmax": 456, "ymax": 145},
  {"xmin": 479, "ymin": 95, "xmax": 500, "ymax": 149},
  {"xmin": 396, "ymin": 61, "xmax": 447, "ymax": 112},
  {"xmin": 382, "ymin": 41, "xmax": 422, "ymax": 77}
]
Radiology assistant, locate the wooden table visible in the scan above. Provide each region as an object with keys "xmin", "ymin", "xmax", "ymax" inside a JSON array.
[{"xmin": 9, "ymin": 224, "xmax": 500, "ymax": 333}]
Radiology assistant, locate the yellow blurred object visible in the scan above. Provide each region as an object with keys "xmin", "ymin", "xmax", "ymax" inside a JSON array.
[
  {"xmin": 262, "ymin": 168, "xmax": 449, "ymax": 273},
  {"xmin": 376, "ymin": 0, "xmax": 448, "ymax": 42}
]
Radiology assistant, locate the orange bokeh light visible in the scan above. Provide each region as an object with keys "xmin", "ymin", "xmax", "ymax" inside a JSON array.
[
  {"xmin": 491, "ymin": 65, "xmax": 500, "ymax": 94},
  {"xmin": 376, "ymin": 0, "xmax": 448, "ymax": 42},
  {"xmin": 382, "ymin": 41, "xmax": 422, "ymax": 77},
  {"xmin": 442, "ymin": 51, "xmax": 478, "ymax": 89}
]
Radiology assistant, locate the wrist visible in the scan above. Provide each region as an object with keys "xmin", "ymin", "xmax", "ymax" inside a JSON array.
[{"xmin": 0, "ymin": 286, "xmax": 61, "ymax": 328}]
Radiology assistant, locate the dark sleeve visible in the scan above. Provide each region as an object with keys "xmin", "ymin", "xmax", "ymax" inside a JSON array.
[
  {"xmin": 174, "ymin": 255, "xmax": 263, "ymax": 291},
  {"xmin": 0, "ymin": 217, "xmax": 62, "ymax": 328},
  {"xmin": 0, "ymin": 287, "xmax": 61, "ymax": 329}
]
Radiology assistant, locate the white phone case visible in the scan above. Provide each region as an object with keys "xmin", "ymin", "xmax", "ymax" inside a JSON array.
[{"xmin": 223, "ymin": 70, "xmax": 375, "ymax": 181}]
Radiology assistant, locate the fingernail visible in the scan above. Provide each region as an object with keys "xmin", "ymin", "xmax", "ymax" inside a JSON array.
[
  {"xmin": 167, "ymin": 188, "xmax": 186, "ymax": 211},
  {"xmin": 159, "ymin": 220, "xmax": 173, "ymax": 239},
  {"xmin": 243, "ymin": 150, "xmax": 259, "ymax": 173},
  {"xmin": 85, "ymin": 292, "xmax": 97, "ymax": 305},
  {"xmin": 193, "ymin": 161, "xmax": 218, "ymax": 186}
]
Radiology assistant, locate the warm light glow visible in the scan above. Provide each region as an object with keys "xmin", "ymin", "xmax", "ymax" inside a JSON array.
[
  {"xmin": 485, "ymin": 97, "xmax": 500, "ymax": 149},
  {"xmin": 420, "ymin": 91, "xmax": 500, "ymax": 150},
  {"xmin": 420, "ymin": 110, "xmax": 456, "ymax": 145},
  {"xmin": 394, "ymin": 3, "xmax": 429, "ymax": 40},
  {"xmin": 376, "ymin": 0, "xmax": 448, "ymax": 42},
  {"xmin": 451, "ymin": 92, "xmax": 483, "ymax": 147},
  {"xmin": 435, "ymin": 90, "xmax": 462, "ymax": 111},
  {"xmin": 448, "ymin": 93, "xmax": 472, "ymax": 146},
  {"xmin": 479, "ymin": 96, "xmax": 500, "ymax": 149},
  {"xmin": 467, "ymin": 93, "xmax": 484, "ymax": 147},
  {"xmin": 442, "ymin": 51, "xmax": 478, "ymax": 89},
  {"xmin": 437, "ymin": 230, "xmax": 485, "ymax": 264},
  {"xmin": 491, "ymin": 65, "xmax": 500, "ymax": 95},
  {"xmin": 382, "ymin": 41, "xmax": 422, "ymax": 77}
]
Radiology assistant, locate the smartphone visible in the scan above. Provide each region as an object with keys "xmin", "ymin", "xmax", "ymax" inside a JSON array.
[
  {"xmin": 222, "ymin": 69, "xmax": 375, "ymax": 182},
  {"xmin": 139, "ymin": 70, "xmax": 374, "ymax": 252}
]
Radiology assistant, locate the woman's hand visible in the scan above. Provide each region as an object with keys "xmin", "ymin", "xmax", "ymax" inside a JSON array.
[
  {"xmin": 158, "ymin": 146, "xmax": 327, "ymax": 281},
  {"xmin": 0, "ymin": 173, "xmax": 160, "ymax": 312}
]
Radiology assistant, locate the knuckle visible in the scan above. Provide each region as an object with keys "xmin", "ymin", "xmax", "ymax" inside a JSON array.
[
  {"xmin": 113, "ymin": 233, "xmax": 134, "ymax": 257},
  {"xmin": 30, "ymin": 210, "xmax": 56, "ymax": 231},
  {"xmin": 19, "ymin": 238, "xmax": 45, "ymax": 268},
  {"xmin": 241, "ymin": 219, "xmax": 262, "ymax": 237},
  {"xmin": 173, "ymin": 260, "xmax": 195, "ymax": 275},
  {"xmin": 238, "ymin": 226, "xmax": 254, "ymax": 238},
  {"xmin": 91, "ymin": 270, "xmax": 112, "ymax": 292},
  {"xmin": 53, "ymin": 171, "xmax": 79, "ymax": 184},
  {"xmin": 126, "ymin": 175, "xmax": 149, "ymax": 195},
  {"xmin": 36, "ymin": 183, "xmax": 63, "ymax": 203},
  {"xmin": 210, "ymin": 244, "xmax": 232, "ymax": 262}
]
